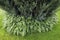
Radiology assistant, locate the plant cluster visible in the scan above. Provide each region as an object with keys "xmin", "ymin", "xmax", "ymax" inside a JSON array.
[{"xmin": 0, "ymin": 0, "xmax": 59, "ymax": 36}]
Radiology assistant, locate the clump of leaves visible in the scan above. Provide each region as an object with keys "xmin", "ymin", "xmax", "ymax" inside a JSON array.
[
  {"xmin": 3, "ymin": 13, "xmax": 57, "ymax": 36},
  {"xmin": 1, "ymin": 0, "xmax": 59, "ymax": 36}
]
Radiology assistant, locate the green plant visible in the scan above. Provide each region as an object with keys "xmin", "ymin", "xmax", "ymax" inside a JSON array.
[
  {"xmin": 0, "ymin": 0, "xmax": 59, "ymax": 36},
  {"xmin": 2, "ymin": 13, "xmax": 57, "ymax": 36}
]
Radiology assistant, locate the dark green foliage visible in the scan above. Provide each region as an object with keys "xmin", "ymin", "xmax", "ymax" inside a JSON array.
[
  {"xmin": 0, "ymin": 0, "xmax": 60, "ymax": 36},
  {"xmin": 0, "ymin": 0, "xmax": 59, "ymax": 20}
]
